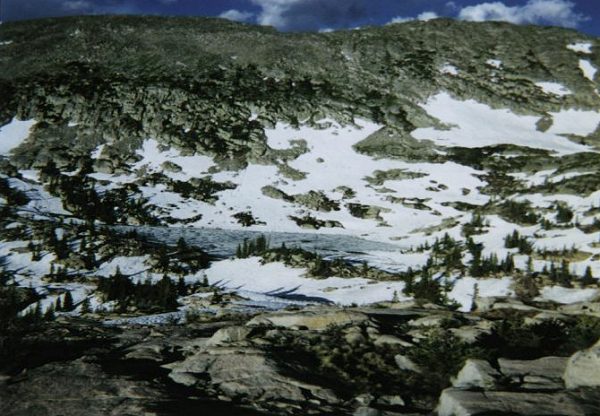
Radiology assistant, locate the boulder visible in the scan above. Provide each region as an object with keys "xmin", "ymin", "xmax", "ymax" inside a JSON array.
[
  {"xmin": 0, "ymin": 358, "xmax": 159, "ymax": 416},
  {"xmin": 374, "ymin": 334, "xmax": 412, "ymax": 347},
  {"xmin": 437, "ymin": 388, "xmax": 600, "ymax": 416},
  {"xmin": 376, "ymin": 395, "xmax": 405, "ymax": 407},
  {"xmin": 394, "ymin": 354, "xmax": 422, "ymax": 373},
  {"xmin": 564, "ymin": 339, "xmax": 600, "ymax": 389},
  {"xmin": 452, "ymin": 359, "xmax": 500, "ymax": 390},
  {"xmin": 166, "ymin": 347, "xmax": 340, "ymax": 408},
  {"xmin": 558, "ymin": 302, "xmax": 600, "ymax": 317},
  {"xmin": 246, "ymin": 310, "xmax": 370, "ymax": 331},
  {"xmin": 499, "ymin": 356, "xmax": 567, "ymax": 389},
  {"xmin": 206, "ymin": 326, "xmax": 253, "ymax": 346},
  {"xmin": 407, "ymin": 314, "xmax": 452, "ymax": 328},
  {"xmin": 449, "ymin": 321, "xmax": 492, "ymax": 344}
]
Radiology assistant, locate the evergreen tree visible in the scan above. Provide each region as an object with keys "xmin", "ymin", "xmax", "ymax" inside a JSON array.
[
  {"xmin": 31, "ymin": 302, "xmax": 42, "ymax": 322},
  {"xmin": 80, "ymin": 297, "xmax": 91, "ymax": 314},
  {"xmin": 44, "ymin": 304, "xmax": 55, "ymax": 320},
  {"xmin": 581, "ymin": 266, "xmax": 595, "ymax": 286},
  {"xmin": 176, "ymin": 237, "xmax": 188, "ymax": 253},
  {"xmin": 63, "ymin": 291, "xmax": 74, "ymax": 311},
  {"xmin": 556, "ymin": 204, "xmax": 574, "ymax": 223},
  {"xmin": 211, "ymin": 288, "xmax": 223, "ymax": 304},
  {"xmin": 177, "ymin": 276, "xmax": 187, "ymax": 296},
  {"xmin": 558, "ymin": 260, "xmax": 573, "ymax": 288},
  {"xmin": 156, "ymin": 245, "xmax": 170, "ymax": 273},
  {"xmin": 502, "ymin": 254, "xmax": 515, "ymax": 273},
  {"xmin": 526, "ymin": 257, "xmax": 534, "ymax": 275},
  {"xmin": 515, "ymin": 273, "xmax": 540, "ymax": 301},
  {"xmin": 470, "ymin": 283, "xmax": 479, "ymax": 312}
]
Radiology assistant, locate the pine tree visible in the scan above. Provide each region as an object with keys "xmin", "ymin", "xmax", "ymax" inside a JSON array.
[
  {"xmin": 581, "ymin": 266, "xmax": 595, "ymax": 287},
  {"xmin": 44, "ymin": 304, "xmax": 55, "ymax": 320},
  {"xmin": 63, "ymin": 291, "xmax": 74, "ymax": 311},
  {"xmin": 361, "ymin": 261, "xmax": 369, "ymax": 276},
  {"xmin": 515, "ymin": 273, "xmax": 540, "ymax": 301},
  {"xmin": 526, "ymin": 257, "xmax": 534, "ymax": 275},
  {"xmin": 55, "ymin": 296, "xmax": 63, "ymax": 312},
  {"xmin": 470, "ymin": 283, "xmax": 479, "ymax": 312},
  {"xmin": 80, "ymin": 297, "xmax": 91, "ymax": 314},
  {"xmin": 211, "ymin": 288, "xmax": 223, "ymax": 304},
  {"xmin": 502, "ymin": 254, "xmax": 515, "ymax": 273},
  {"xmin": 392, "ymin": 290, "xmax": 399, "ymax": 303},
  {"xmin": 558, "ymin": 260, "xmax": 573, "ymax": 288},
  {"xmin": 177, "ymin": 237, "xmax": 188, "ymax": 253},
  {"xmin": 177, "ymin": 276, "xmax": 187, "ymax": 296},
  {"xmin": 32, "ymin": 302, "xmax": 42, "ymax": 322}
]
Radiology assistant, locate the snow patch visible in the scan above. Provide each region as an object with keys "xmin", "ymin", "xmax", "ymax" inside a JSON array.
[
  {"xmin": 535, "ymin": 82, "xmax": 571, "ymax": 97},
  {"xmin": 486, "ymin": 59, "xmax": 502, "ymax": 69},
  {"xmin": 537, "ymin": 286, "xmax": 599, "ymax": 304},
  {"xmin": 567, "ymin": 42, "xmax": 593, "ymax": 54},
  {"xmin": 579, "ymin": 59, "xmax": 597, "ymax": 82},
  {"xmin": 449, "ymin": 277, "xmax": 514, "ymax": 312},
  {"xmin": 412, "ymin": 92, "xmax": 598, "ymax": 155},
  {"xmin": 440, "ymin": 64, "xmax": 459, "ymax": 76},
  {"xmin": 204, "ymin": 257, "xmax": 408, "ymax": 306},
  {"xmin": 134, "ymin": 139, "xmax": 215, "ymax": 181},
  {"xmin": 0, "ymin": 118, "xmax": 36, "ymax": 155}
]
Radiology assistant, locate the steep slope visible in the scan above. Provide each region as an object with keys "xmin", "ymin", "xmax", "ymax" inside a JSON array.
[{"xmin": 0, "ymin": 15, "xmax": 599, "ymax": 312}]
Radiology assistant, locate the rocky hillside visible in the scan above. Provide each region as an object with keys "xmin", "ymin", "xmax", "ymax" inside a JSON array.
[{"xmin": 1, "ymin": 15, "xmax": 600, "ymax": 415}]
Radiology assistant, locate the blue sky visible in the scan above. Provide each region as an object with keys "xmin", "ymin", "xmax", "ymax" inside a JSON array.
[{"xmin": 2, "ymin": 0, "xmax": 599, "ymax": 36}]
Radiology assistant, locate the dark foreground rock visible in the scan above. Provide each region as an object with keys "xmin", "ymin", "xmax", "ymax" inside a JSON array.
[{"xmin": 2, "ymin": 303, "xmax": 600, "ymax": 415}]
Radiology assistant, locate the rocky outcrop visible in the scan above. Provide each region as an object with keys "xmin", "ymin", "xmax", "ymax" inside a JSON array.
[
  {"xmin": 439, "ymin": 349, "xmax": 600, "ymax": 415},
  {"xmin": 246, "ymin": 309, "xmax": 370, "ymax": 331},
  {"xmin": 166, "ymin": 346, "xmax": 341, "ymax": 414},
  {"xmin": 0, "ymin": 358, "xmax": 160, "ymax": 416},
  {"xmin": 452, "ymin": 359, "xmax": 499, "ymax": 390},
  {"xmin": 564, "ymin": 338, "xmax": 600, "ymax": 389},
  {"xmin": 438, "ymin": 389, "xmax": 600, "ymax": 416}
]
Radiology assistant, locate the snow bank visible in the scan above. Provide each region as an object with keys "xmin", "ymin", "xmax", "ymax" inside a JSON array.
[
  {"xmin": 204, "ymin": 257, "xmax": 408, "ymax": 306},
  {"xmin": 412, "ymin": 92, "xmax": 598, "ymax": 155},
  {"xmin": 535, "ymin": 82, "xmax": 571, "ymax": 97},
  {"xmin": 567, "ymin": 42, "xmax": 593, "ymax": 54},
  {"xmin": 0, "ymin": 118, "xmax": 35, "ymax": 155}
]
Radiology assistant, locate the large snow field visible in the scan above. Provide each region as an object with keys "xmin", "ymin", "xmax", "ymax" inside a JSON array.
[
  {"xmin": 171, "ymin": 117, "xmax": 491, "ymax": 243},
  {"xmin": 6, "ymin": 176, "xmax": 71, "ymax": 216},
  {"xmin": 204, "ymin": 256, "xmax": 409, "ymax": 306},
  {"xmin": 133, "ymin": 139, "xmax": 215, "ymax": 182},
  {"xmin": 412, "ymin": 92, "xmax": 600, "ymax": 155}
]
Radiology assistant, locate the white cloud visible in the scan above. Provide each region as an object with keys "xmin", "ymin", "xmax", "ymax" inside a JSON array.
[
  {"xmin": 250, "ymin": 0, "xmax": 369, "ymax": 31},
  {"xmin": 251, "ymin": 0, "xmax": 301, "ymax": 28},
  {"xmin": 61, "ymin": 0, "xmax": 93, "ymax": 11},
  {"xmin": 219, "ymin": 9, "xmax": 254, "ymax": 22},
  {"xmin": 458, "ymin": 0, "xmax": 588, "ymax": 27},
  {"xmin": 417, "ymin": 11, "xmax": 439, "ymax": 21},
  {"xmin": 388, "ymin": 11, "xmax": 439, "ymax": 25},
  {"xmin": 446, "ymin": 1, "xmax": 459, "ymax": 11}
]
